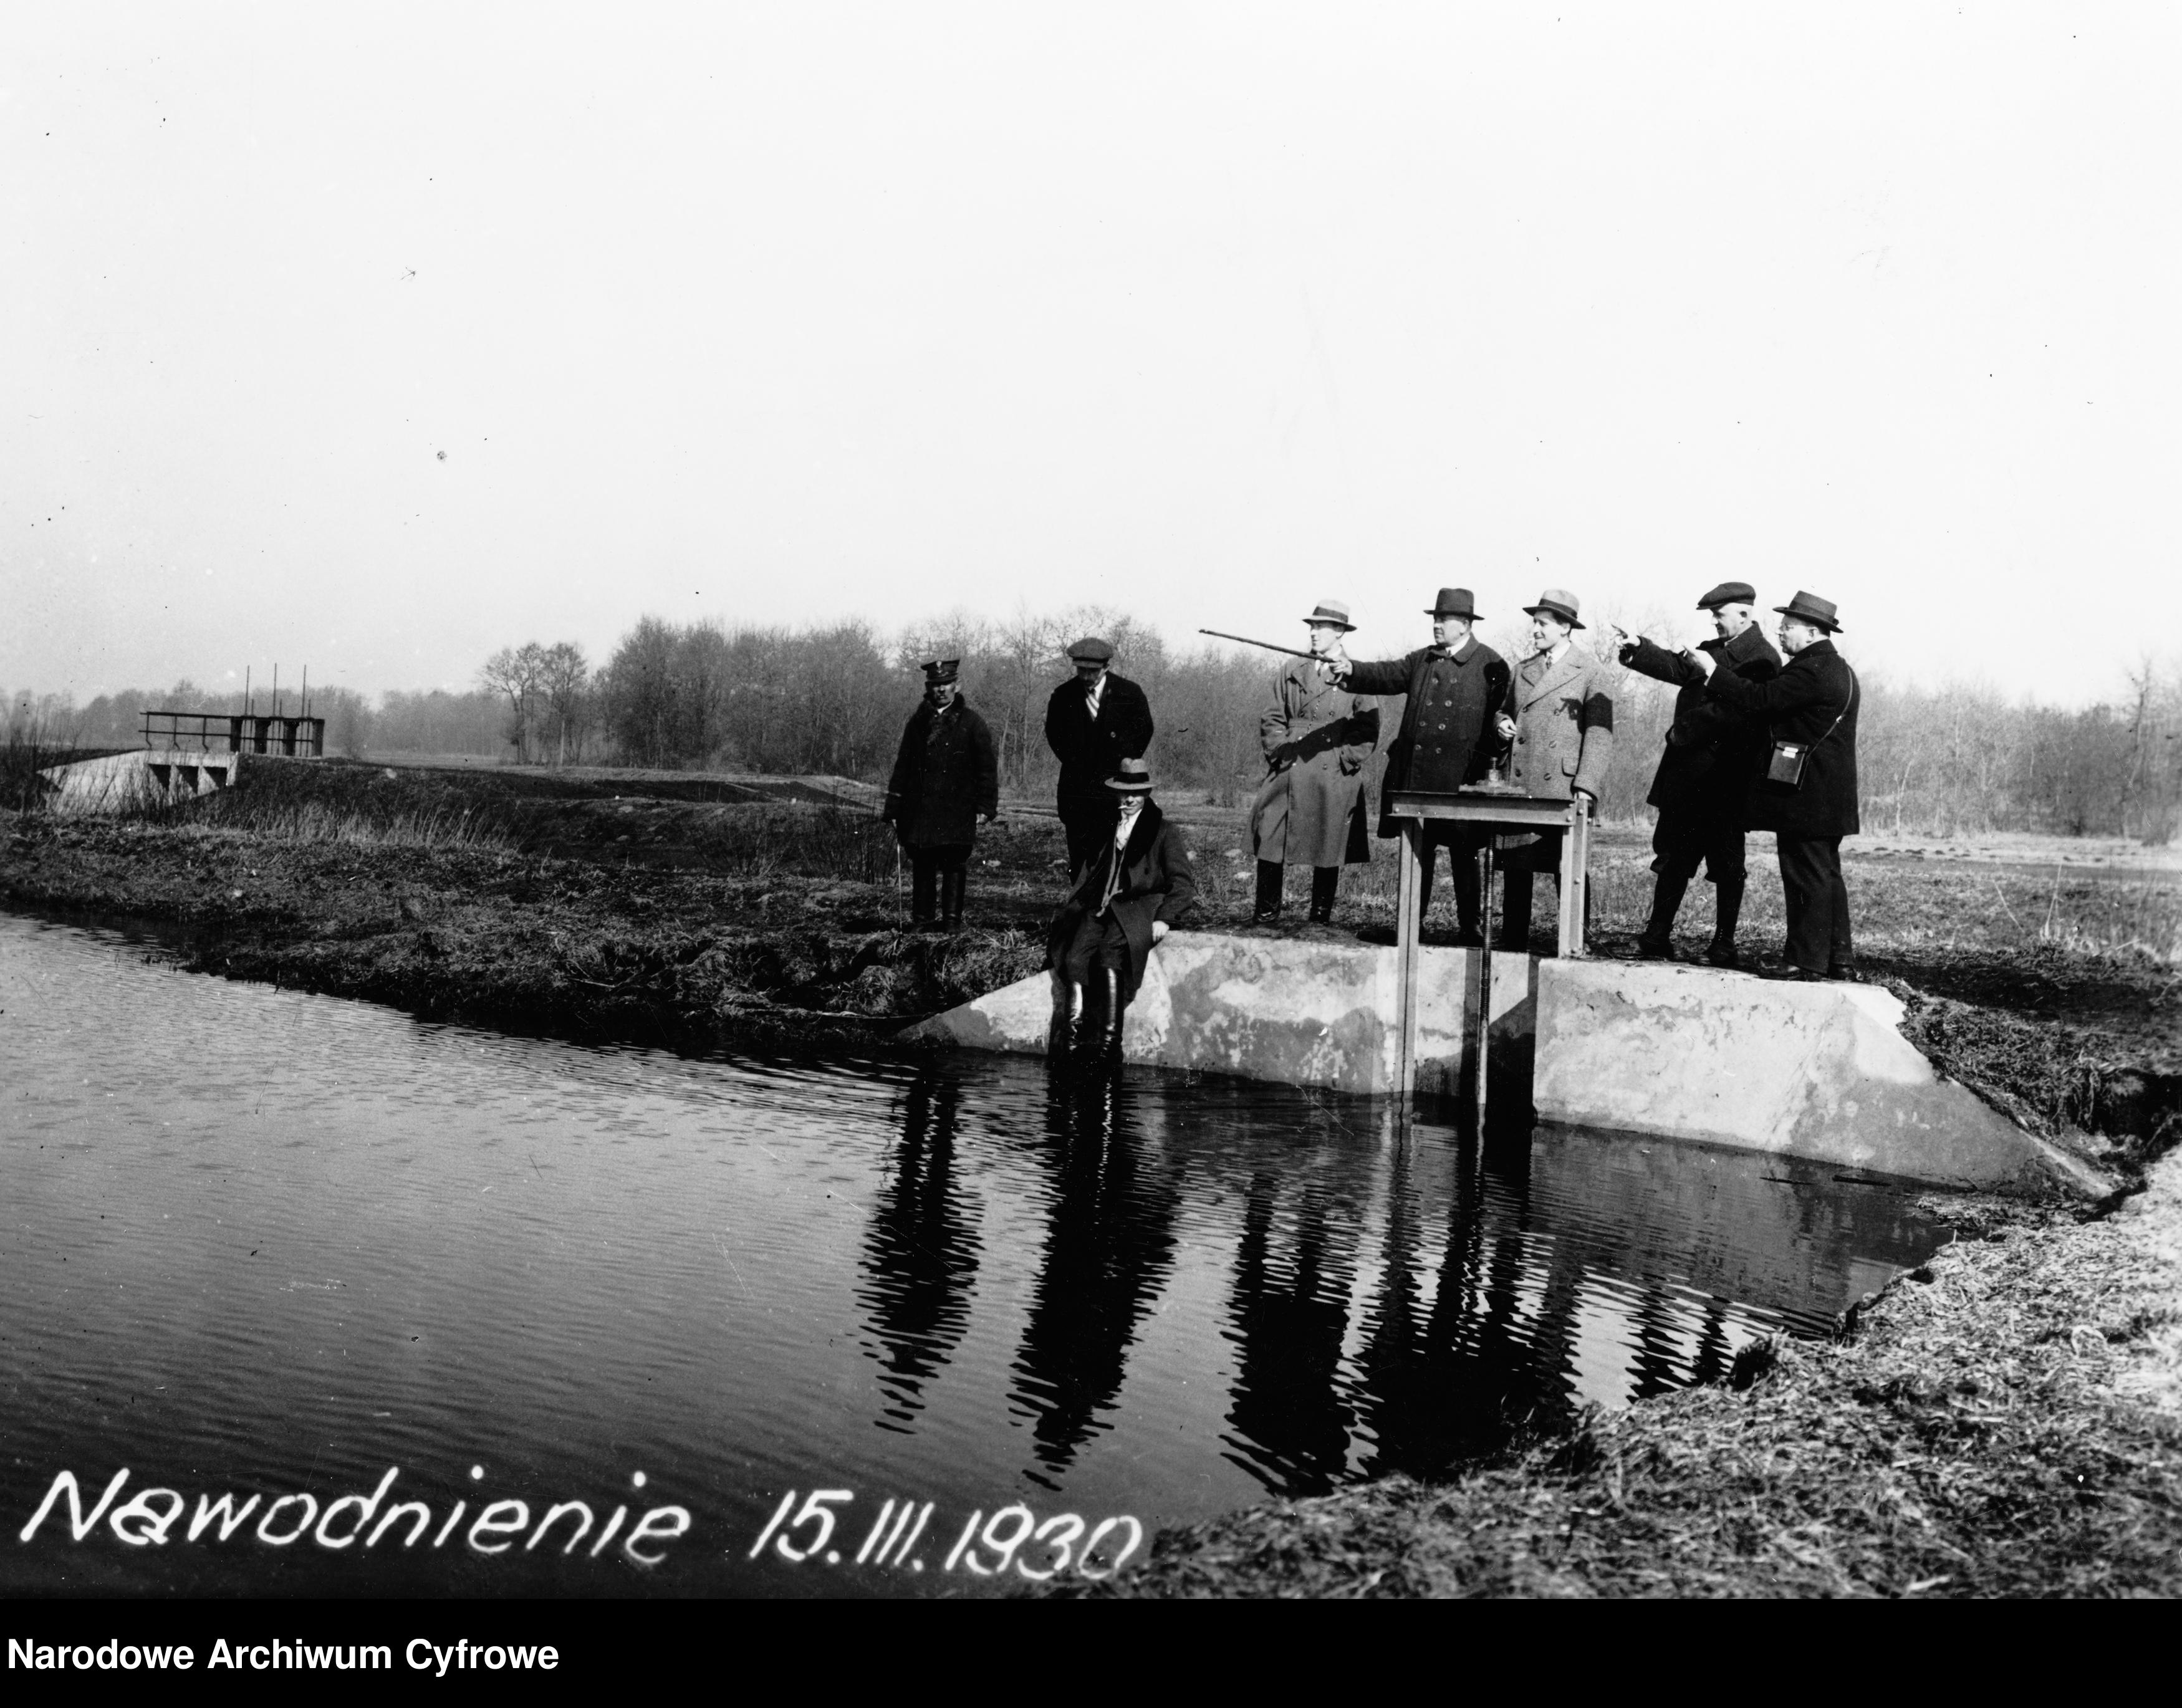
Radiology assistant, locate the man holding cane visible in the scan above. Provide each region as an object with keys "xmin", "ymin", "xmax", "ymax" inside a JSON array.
[{"xmin": 1250, "ymin": 600, "xmax": 1380, "ymax": 925}]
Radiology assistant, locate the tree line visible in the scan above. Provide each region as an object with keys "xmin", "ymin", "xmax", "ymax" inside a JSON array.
[{"xmin": 10, "ymin": 617, "xmax": 2179, "ymax": 842}]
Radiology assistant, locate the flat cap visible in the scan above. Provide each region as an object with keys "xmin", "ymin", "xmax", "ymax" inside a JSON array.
[
  {"xmin": 1696, "ymin": 581, "xmax": 1757, "ymax": 610},
  {"xmin": 1067, "ymin": 636, "xmax": 1115, "ymax": 663}
]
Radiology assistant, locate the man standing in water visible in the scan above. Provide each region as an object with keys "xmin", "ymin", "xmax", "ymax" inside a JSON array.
[
  {"xmin": 1044, "ymin": 638, "xmax": 1155, "ymax": 878},
  {"xmin": 1320, "ymin": 588, "xmax": 1510, "ymax": 945},
  {"xmin": 1685, "ymin": 590, "xmax": 1860, "ymax": 981},
  {"xmin": 1605, "ymin": 583, "xmax": 1781, "ymax": 965},
  {"xmin": 1250, "ymin": 600, "xmax": 1379, "ymax": 926},
  {"xmin": 881, "ymin": 660, "xmax": 998, "ymax": 930}
]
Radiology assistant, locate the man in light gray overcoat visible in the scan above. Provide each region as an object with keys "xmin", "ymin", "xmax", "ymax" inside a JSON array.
[
  {"xmin": 1249, "ymin": 600, "xmax": 1380, "ymax": 926},
  {"xmin": 1500, "ymin": 588, "xmax": 1615, "ymax": 950}
]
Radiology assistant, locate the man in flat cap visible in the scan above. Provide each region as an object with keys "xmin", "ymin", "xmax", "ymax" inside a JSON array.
[
  {"xmin": 1251, "ymin": 600, "xmax": 1380, "ymax": 926},
  {"xmin": 1045, "ymin": 636, "xmax": 1155, "ymax": 878},
  {"xmin": 1321, "ymin": 588, "xmax": 1511, "ymax": 944},
  {"xmin": 883, "ymin": 659, "xmax": 999, "ymax": 929},
  {"xmin": 1047, "ymin": 757, "xmax": 1197, "ymax": 1051},
  {"xmin": 1685, "ymin": 591, "xmax": 1860, "ymax": 981},
  {"xmin": 1500, "ymin": 588, "xmax": 1616, "ymax": 951},
  {"xmin": 1605, "ymin": 583, "xmax": 1781, "ymax": 965}
]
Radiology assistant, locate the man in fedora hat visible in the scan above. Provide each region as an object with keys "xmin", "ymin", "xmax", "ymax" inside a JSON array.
[
  {"xmin": 1685, "ymin": 591, "xmax": 1860, "ymax": 981},
  {"xmin": 1046, "ymin": 757, "xmax": 1198, "ymax": 1051},
  {"xmin": 882, "ymin": 659, "xmax": 999, "ymax": 929},
  {"xmin": 1499, "ymin": 588, "xmax": 1616, "ymax": 952},
  {"xmin": 1045, "ymin": 636, "xmax": 1155, "ymax": 878},
  {"xmin": 1250, "ymin": 600, "xmax": 1381, "ymax": 926},
  {"xmin": 1321, "ymin": 588, "xmax": 1512, "ymax": 945},
  {"xmin": 1604, "ymin": 583, "xmax": 1781, "ymax": 965}
]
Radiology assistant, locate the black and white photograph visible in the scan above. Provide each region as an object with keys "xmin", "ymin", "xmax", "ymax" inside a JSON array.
[{"xmin": 4, "ymin": 2, "xmax": 2180, "ymax": 1637}]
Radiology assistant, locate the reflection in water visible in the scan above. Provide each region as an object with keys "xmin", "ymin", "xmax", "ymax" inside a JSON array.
[
  {"xmin": 1006, "ymin": 1060, "xmax": 1180, "ymax": 1488},
  {"xmin": 856, "ymin": 1070, "xmax": 980, "ymax": 1431},
  {"xmin": 1222, "ymin": 1175, "xmax": 1357, "ymax": 1496}
]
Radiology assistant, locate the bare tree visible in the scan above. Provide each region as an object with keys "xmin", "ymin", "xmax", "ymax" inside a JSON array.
[
  {"xmin": 539, "ymin": 641, "xmax": 590, "ymax": 766},
  {"xmin": 480, "ymin": 642, "xmax": 548, "ymax": 763}
]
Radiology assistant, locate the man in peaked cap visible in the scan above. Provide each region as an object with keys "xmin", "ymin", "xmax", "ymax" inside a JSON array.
[
  {"xmin": 1046, "ymin": 757, "xmax": 1197, "ymax": 1052},
  {"xmin": 1044, "ymin": 636, "xmax": 1155, "ymax": 878},
  {"xmin": 1322, "ymin": 588, "xmax": 1512, "ymax": 944},
  {"xmin": 882, "ymin": 659, "xmax": 998, "ymax": 929},
  {"xmin": 1499, "ymin": 588, "xmax": 1616, "ymax": 952},
  {"xmin": 1605, "ymin": 582, "xmax": 1782, "ymax": 965},
  {"xmin": 1250, "ymin": 599, "xmax": 1380, "ymax": 926},
  {"xmin": 1685, "ymin": 590, "xmax": 1861, "ymax": 981}
]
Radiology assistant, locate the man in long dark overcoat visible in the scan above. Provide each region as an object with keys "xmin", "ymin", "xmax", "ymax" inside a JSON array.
[
  {"xmin": 1688, "ymin": 590, "xmax": 1860, "ymax": 981},
  {"xmin": 1044, "ymin": 636, "xmax": 1155, "ymax": 877},
  {"xmin": 1606, "ymin": 581, "xmax": 1782, "ymax": 966},
  {"xmin": 1322, "ymin": 588, "xmax": 1511, "ymax": 944},
  {"xmin": 882, "ymin": 660, "xmax": 999, "ymax": 929},
  {"xmin": 1251, "ymin": 598, "xmax": 1379, "ymax": 925},
  {"xmin": 1047, "ymin": 758, "xmax": 1197, "ymax": 1050}
]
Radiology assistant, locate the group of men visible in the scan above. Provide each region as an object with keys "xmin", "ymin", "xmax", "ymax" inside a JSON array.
[{"xmin": 878, "ymin": 575, "xmax": 1863, "ymax": 1046}]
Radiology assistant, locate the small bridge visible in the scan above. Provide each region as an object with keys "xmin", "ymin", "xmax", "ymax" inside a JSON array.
[{"xmin": 39, "ymin": 709, "xmax": 327, "ymax": 812}]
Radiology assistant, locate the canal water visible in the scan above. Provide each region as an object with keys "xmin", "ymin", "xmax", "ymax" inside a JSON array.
[{"xmin": 0, "ymin": 912, "xmax": 1945, "ymax": 1597}]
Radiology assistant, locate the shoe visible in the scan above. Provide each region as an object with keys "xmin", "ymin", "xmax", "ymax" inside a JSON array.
[
  {"xmin": 1252, "ymin": 908, "xmax": 1282, "ymax": 926},
  {"xmin": 1828, "ymin": 964, "xmax": 1860, "ymax": 983},
  {"xmin": 1703, "ymin": 944, "xmax": 1740, "ymax": 969},
  {"xmin": 1307, "ymin": 906, "xmax": 1333, "ymax": 926},
  {"xmin": 1633, "ymin": 936, "xmax": 1673, "ymax": 961},
  {"xmin": 1756, "ymin": 964, "xmax": 1827, "ymax": 982},
  {"xmin": 1451, "ymin": 928, "xmax": 1485, "ymax": 949}
]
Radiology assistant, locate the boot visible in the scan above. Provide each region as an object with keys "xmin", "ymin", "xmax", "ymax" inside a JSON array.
[
  {"xmin": 1706, "ymin": 880, "xmax": 1744, "ymax": 968},
  {"xmin": 910, "ymin": 858, "xmax": 938, "ymax": 926},
  {"xmin": 1254, "ymin": 860, "xmax": 1285, "ymax": 924},
  {"xmin": 1309, "ymin": 866, "xmax": 1338, "ymax": 924},
  {"xmin": 941, "ymin": 868, "xmax": 966, "ymax": 931},
  {"xmin": 1636, "ymin": 871, "xmax": 1689, "ymax": 959},
  {"xmin": 1096, "ymin": 967, "xmax": 1126, "ymax": 1052}
]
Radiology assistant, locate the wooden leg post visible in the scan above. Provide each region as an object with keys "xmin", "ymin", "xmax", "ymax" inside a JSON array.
[
  {"xmin": 1474, "ymin": 834, "xmax": 1493, "ymax": 1128},
  {"xmin": 1565, "ymin": 795, "xmax": 1592, "ymax": 957},
  {"xmin": 1396, "ymin": 820, "xmax": 1422, "ymax": 1098}
]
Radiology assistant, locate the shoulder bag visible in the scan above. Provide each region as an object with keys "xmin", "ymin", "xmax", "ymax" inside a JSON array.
[{"xmin": 1765, "ymin": 668, "xmax": 1856, "ymax": 788}]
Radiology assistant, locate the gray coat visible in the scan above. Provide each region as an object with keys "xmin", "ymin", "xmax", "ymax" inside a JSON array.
[
  {"xmin": 1249, "ymin": 661, "xmax": 1378, "ymax": 868},
  {"xmin": 1506, "ymin": 644, "xmax": 1616, "ymax": 803}
]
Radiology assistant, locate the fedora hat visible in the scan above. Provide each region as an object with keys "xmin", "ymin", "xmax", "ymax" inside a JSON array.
[
  {"xmin": 1423, "ymin": 587, "xmax": 1480, "ymax": 621},
  {"xmin": 1772, "ymin": 590, "xmax": 1842, "ymax": 632},
  {"xmin": 920, "ymin": 658, "xmax": 961, "ymax": 684},
  {"xmin": 1696, "ymin": 581, "xmax": 1757, "ymax": 610},
  {"xmin": 1302, "ymin": 600, "xmax": 1355, "ymax": 630},
  {"xmin": 1522, "ymin": 588, "xmax": 1585, "ymax": 629},
  {"xmin": 1105, "ymin": 757, "xmax": 1155, "ymax": 794}
]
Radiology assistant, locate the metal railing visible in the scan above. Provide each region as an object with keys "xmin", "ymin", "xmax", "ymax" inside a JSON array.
[{"xmin": 140, "ymin": 711, "xmax": 327, "ymax": 758}]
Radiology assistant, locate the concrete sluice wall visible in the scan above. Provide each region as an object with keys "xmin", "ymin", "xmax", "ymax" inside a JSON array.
[
  {"xmin": 910, "ymin": 931, "xmax": 2110, "ymax": 1196},
  {"xmin": 38, "ymin": 749, "xmax": 244, "ymax": 813}
]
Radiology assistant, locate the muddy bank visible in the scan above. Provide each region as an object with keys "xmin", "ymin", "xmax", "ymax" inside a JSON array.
[
  {"xmin": 1048, "ymin": 1151, "xmax": 2182, "ymax": 1598},
  {"xmin": 0, "ymin": 815, "xmax": 1047, "ymax": 1057}
]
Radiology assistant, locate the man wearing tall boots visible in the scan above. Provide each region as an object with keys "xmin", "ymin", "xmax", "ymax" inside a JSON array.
[
  {"xmin": 1605, "ymin": 583, "xmax": 1781, "ymax": 966},
  {"xmin": 1501, "ymin": 589, "xmax": 1617, "ymax": 952},
  {"xmin": 1046, "ymin": 759, "xmax": 1197, "ymax": 1052},
  {"xmin": 1320, "ymin": 588, "xmax": 1511, "ymax": 946},
  {"xmin": 882, "ymin": 659, "xmax": 999, "ymax": 930},
  {"xmin": 1044, "ymin": 637, "xmax": 1155, "ymax": 878},
  {"xmin": 1250, "ymin": 600, "xmax": 1380, "ymax": 926},
  {"xmin": 1685, "ymin": 591, "xmax": 1860, "ymax": 981}
]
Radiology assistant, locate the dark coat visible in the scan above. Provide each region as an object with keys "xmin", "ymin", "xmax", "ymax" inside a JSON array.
[
  {"xmin": 1619, "ymin": 624, "xmax": 1781, "ymax": 814},
  {"xmin": 1702, "ymin": 638, "xmax": 1860, "ymax": 839},
  {"xmin": 883, "ymin": 696, "xmax": 997, "ymax": 848},
  {"xmin": 1344, "ymin": 639, "xmax": 1512, "ymax": 837},
  {"xmin": 1044, "ymin": 673, "xmax": 1155, "ymax": 808},
  {"xmin": 1045, "ymin": 801, "xmax": 1198, "ymax": 1001},
  {"xmin": 1251, "ymin": 661, "xmax": 1378, "ymax": 868}
]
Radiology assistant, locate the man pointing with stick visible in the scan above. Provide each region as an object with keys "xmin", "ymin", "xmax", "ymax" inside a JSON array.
[{"xmin": 1319, "ymin": 588, "xmax": 1511, "ymax": 945}]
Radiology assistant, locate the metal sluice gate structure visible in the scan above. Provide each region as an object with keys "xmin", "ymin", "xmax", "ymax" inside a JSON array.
[{"xmin": 140, "ymin": 709, "xmax": 327, "ymax": 758}]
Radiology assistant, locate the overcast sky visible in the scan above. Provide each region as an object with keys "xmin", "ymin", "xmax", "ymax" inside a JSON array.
[{"xmin": 6, "ymin": 3, "xmax": 2178, "ymax": 706}]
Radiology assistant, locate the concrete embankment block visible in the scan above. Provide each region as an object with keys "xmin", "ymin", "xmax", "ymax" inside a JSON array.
[
  {"xmin": 905, "ymin": 931, "xmax": 1529, "ymax": 1096},
  {"xmin": 1532, "ymin": 959, "xmax": 2112, "ymax": 1196},
  {"xmin": 40, "ymin": 749, "xmax": 242, "ymax": 813}
]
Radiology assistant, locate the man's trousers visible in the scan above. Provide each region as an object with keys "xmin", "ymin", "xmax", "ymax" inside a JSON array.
[{"xmin": 1776, "ymin": 833, "xmax": 1853, "ymax": 976}]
